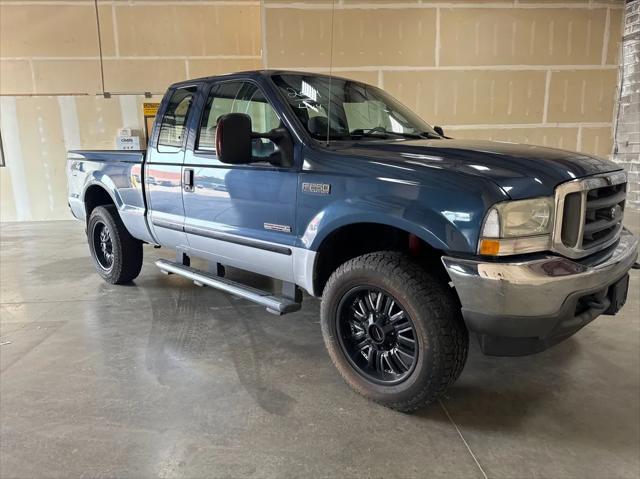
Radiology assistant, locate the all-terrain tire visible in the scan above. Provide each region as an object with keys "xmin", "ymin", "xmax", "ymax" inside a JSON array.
[
  {"xmin": 87, "ymin": 205, "xmax": 143, "ymax": 284},
  {"xmin": 320, "ymin": 251, "xmax": 468, "ymax": 412}
]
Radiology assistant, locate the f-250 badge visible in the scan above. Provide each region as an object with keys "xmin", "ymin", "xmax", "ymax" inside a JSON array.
[{"xmin": 302, "ymin": 182, "xmax": 331, "ymax": 195}]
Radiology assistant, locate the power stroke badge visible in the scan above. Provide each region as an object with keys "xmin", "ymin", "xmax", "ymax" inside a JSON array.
[{"xmin": 302, "ymin": 182, "xmax": 331, "ymax": 195}]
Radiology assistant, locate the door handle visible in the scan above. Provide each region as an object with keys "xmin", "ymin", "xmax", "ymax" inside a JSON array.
[{"xmin": 183, "ymin": 168, "xmax": 194, "ymax": 192}]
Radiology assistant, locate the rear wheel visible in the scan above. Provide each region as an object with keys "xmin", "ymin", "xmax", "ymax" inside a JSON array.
[
  {"xmin": 320, "ymin": 251, "xmax": 468, "ymax": 412},
  {"xmin": 87, "ymin": 205, "xmax": 143, "ymax": 284}
]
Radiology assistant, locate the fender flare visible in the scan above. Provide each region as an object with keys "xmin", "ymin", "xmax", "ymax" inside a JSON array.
[{"xmin": 82, "ymin": 173, "xmax": 124, "ymax": 214}]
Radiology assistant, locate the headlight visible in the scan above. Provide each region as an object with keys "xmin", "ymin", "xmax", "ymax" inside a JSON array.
[{"xmin": 479, "ymin": 197, "xmax": 554, "ymax": 256}]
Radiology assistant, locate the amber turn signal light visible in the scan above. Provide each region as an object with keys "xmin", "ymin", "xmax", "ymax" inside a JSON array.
[{"xmin": 479, "ymin": 239, "xmax": 500, "ymax": 256}]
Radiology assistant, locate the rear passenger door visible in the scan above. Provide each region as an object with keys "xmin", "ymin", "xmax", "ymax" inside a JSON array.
[
  {"xmin": 182, "ymin": 80, "xmax": 298, "ymax": 282},
  {"xmin": 146, "ymin": 86, "xmax": 197, "ymax": 249}
]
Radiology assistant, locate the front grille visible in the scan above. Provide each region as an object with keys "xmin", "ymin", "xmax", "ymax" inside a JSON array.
[
  {"xmin": 582, "ymin": 183, "xmax": 625, "ymax": 249},
  {"xmin": 554, "ymin": 171, "xmax": 627, "ymax": 258}
]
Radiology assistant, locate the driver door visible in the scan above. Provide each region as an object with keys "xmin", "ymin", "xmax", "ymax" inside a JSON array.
[{"xmin": 182, "ymin": 80, "xmax": 298, "ymax": 282}]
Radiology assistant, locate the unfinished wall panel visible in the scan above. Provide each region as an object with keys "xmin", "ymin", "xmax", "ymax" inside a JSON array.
[
  {"xmin": 266, "ymin": 8, "xmax": 436, "ymax": 68},
  {"xmin": 440, "ymin": 8, "xmax": 607, "ymax": 66},
  {"xmin": 13, "ymin": 98, "xmax": 70, "ymax": 221},
  {"xmin": 0, "ymin": 60, "xmax": 34, "ymax": 95},
  {"xmin": 547, "ymin": 69, "xmax": 618, "ymax": 122},
  {"xmin": 332, "ymin": 9, "xmax": 437, "ymax": 67},
  {"xmin": 0, "ymin": 0, "xmax": 264, "ymax": 220},
  {"xmin": 0, "ymin": 169, "xmax": 17, "ymax": 222},
  {"xmin": 264, "ymin": 0, "xmax": 623, "ymax": 164},
  {"xmin": 264, "ymin": 8, "xmax": 333, "ymax": 68},
  {"xmin": 114, "ymin": 5, "xmax": 261, "ymax": 57},
  {"xmin": 103, "ymin": 59, "xmax": 187, "ymax": 93},
  {"xmin": 383, "ymin": 70, "xmax": 547, "ymax": 125},
  {"xmin": 32, "ymin": 60, "xmax": 102, "ymax": 95},
  {"xmin": 0, "ymin": 5, "xmax": 100, "ymax": 58},
  {"xmin": 188, "ymin": 58, "xmax": 263, "ymax": 79},
  {"xmin": 581, "ymin": 126, "xmax": 615, "ymax": 158},
  {"xmin": 449, "ymin": 127, "xmax": 579, "ymax": 151},
  {"xmin": 608, "ymin": 8, "xmax": 625, "ymax": 65},
  {"xmin": 75, "ymin": 96, "xmax": 132, "ymax": 150}
]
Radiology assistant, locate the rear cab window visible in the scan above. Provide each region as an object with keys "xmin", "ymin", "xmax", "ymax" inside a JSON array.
[{"xmin": 157, "ymin": 87, "xmax": 197, "ymax": 152}]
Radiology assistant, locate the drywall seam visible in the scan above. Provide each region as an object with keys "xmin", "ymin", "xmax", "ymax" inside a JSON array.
[
  {"xmin": 263, "ymin": 64, "xmax": 618, "ymax": 71},
  {"xmin": 542, "ymin": 70, "xmax": 551, "ymax": 122},
  {"xmin": 262, "ymin": 3, "xmax": 623, "ymax": 10},
  {"xmin": 261, "ymin": 0, "xmax": 268, "ymax": 67},
  {"xmin": 58, "ymin": 96, "xmax": 81, "ymax": 151},
  {"xmin": 112, "ymin": 3, "xmax": 120, "ymax": 58},
  {"xmin": 602, "ymin": 8, "xmax": 611, "ymax": 65},
  {"xmin": 435, "ymin": 7, "xmax": 441, "ymax": 67},
  {"xmin": 2, "ymin": 55, "xmax": 263, "ymax": 61},
  {"xmin": 445, "ymin": 121, "xmax": 611, "ymax": 129}
]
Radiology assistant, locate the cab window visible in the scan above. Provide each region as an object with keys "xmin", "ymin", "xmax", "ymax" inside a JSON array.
[
  {"xmin": 157, "ymin": 87, "xmax": 196, "ymax": 151},
  {"xmin": 197, "ymin": 82, "xmax": 281, "ymax": 159}
]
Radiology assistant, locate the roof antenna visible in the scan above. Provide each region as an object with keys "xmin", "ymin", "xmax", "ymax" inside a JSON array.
[{"xmin": 325, "ymin": 0, "xmax": 336, "ymax": 147}]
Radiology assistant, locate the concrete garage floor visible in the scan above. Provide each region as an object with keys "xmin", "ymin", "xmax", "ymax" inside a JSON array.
[{"xmin": 1, "ymin": 217, "xmax": 639, "ymax": 479}]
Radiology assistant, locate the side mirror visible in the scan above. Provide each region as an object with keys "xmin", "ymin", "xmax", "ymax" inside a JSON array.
[
  {"xmin": 261, "ymin": 127, "xmax": 294, "ymax": 168},
  {"xmin": 216, "ymin": 113, "xmax": 253, "ymax": 164},
  {"xmin": 216, "ymin": 112, "xmax": 295, "ymax": 167},
  {"xmin": 433, "ymin": 125, "xmax": 445, "ymax": 137}
]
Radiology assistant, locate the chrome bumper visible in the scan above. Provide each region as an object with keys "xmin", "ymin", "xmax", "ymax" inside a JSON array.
[{"xmin": 442, "ymin": 228, "xmax": 638, "ymax": 355}]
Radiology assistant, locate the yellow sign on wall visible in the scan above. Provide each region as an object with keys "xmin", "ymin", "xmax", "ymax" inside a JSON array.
[
  {"xmin": 143, "ymin": 102, "xmax": 160, "ymax": 117},
  {"xmin": 143, "ymin": 102, "xmax": 160, "ymax": 145}
]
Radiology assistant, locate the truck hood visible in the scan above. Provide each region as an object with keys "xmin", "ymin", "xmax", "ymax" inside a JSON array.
[{"xmin": 337, "ymin": 139, "xmax": 622, "ymax": 199}]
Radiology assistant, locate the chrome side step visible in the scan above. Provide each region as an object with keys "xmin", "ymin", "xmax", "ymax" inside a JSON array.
[{"xmin": 155, "ymin": 259, "xmax": 302, "ymax": 315}]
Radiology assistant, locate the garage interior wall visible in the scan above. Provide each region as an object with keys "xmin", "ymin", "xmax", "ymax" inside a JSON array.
[
  {"xmin": 0, "ymin": 0, "xmax": 262, "ymax": 221},
  {"xmin": 0, "ymin": 0, "xmax": 626, "ymax": 222}
]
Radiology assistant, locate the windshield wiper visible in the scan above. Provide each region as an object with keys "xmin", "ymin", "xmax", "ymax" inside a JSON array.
[
  {"xmin": 350, "ymin": 128, "xmax": 392, "ymax": 138},
  {"xmin": 350, "ymin": 128, "xmax": 423, "ymax": 139}
]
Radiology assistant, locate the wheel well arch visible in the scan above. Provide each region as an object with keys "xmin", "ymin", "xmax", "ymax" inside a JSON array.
[
  {"xmin": 311, "ymin": 222, "xmax": 450, "ymax": 296},
  {"xmin": 84, "ymin": 184, "xmax": 116, "ymax": 220}
]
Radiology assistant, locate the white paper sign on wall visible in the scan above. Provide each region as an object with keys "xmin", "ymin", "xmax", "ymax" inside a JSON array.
[{"xmin": 116, "ymin": 136, "xmax": 141, "ymax": 150}]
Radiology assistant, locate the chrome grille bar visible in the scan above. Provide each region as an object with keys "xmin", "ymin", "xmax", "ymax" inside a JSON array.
[{"xmin": 553, "ymin": 171, "xmax": 627, "ymax": 259}]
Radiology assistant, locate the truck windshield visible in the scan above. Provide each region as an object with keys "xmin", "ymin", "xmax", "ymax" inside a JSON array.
[{"xmin": 271, "ymin": 73, "xmax": 440, "ymax": 141}]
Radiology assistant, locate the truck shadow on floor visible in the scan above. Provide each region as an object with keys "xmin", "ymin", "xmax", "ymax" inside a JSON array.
[
  {"xmin": 140, "ymin": 272, "xmax": 324, "ymax": 417},
  {"xmin": 412, "ymin": 336, "xmax": 638, "ymax": 453},
  {"xmin": 118, "ymin": 256, "xmax": 631, "ymax": 444},
  {"xmin": 422, "ymin": 336, "xmax": 580, "ymax": 427}
]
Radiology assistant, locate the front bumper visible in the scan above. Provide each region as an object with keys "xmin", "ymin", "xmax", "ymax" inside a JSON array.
[{"xmin": 442, "ymin": 228, "xmax": 638, "ymax": 356}]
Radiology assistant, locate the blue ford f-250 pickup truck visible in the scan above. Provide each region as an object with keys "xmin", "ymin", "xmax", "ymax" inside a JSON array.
[{"xmin": 67, "ymin": 70, "xmax": 638, "ymax": 411}]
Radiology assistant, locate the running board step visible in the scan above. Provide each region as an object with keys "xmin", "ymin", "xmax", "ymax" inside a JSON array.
[{"xmin": 155, "ymin": 259, "xmax": 301, "ymax": 315}]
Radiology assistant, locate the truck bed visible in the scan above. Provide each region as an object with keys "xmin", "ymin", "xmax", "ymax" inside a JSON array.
[{"xmin": 67, "ymin": 149, "xmax": 154, "ymax": 243}]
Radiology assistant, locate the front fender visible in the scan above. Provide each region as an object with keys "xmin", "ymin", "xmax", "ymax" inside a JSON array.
[
  {"xmin": 297, "ymin": 178, "xmax": 507, "ymax": 255},
  {"xmin": 301, "ymin": 206, "xmax": 457, "ymax": 252}
]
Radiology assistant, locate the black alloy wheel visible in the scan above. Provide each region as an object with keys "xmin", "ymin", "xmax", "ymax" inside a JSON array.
[
  {"xmin": 87, "ymin": 205, "xmax": 143, "ymax": 284},
  {"xmin": 337, "ymin": 286, "xmax": 417, "ymax": 385},
  {"xmin": 92, "ymin": 221, "xmax": 114, "ymax": 271},
  {"xmin": 320, "ymin": 251, "xmax": 469, "ymax": 412}
]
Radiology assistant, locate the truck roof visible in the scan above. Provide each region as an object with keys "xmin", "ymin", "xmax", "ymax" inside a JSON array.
[{"xmin": 170, "ymin": 69, "xmax": 369, "ymax": 89}]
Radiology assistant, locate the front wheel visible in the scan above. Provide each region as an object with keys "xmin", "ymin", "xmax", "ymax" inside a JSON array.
[
  {"xmin": 87, "ymin": 205, "xmax": 143, "ymax": 284},
  {"xmin": 320, "ymin": 251, "xmax": 468, "ymax": 412}
]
